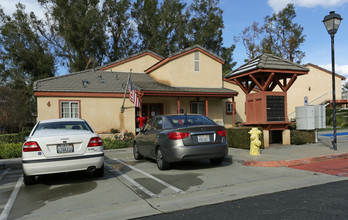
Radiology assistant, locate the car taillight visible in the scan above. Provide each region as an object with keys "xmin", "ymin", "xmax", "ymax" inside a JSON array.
[
  {"xmin": 88, "ymin": 137, "xmax": 103, "ymax": 147},
  {"xmin": 168, "ymin": 132, "xmax": 190, "ymax": 140},
  {"xmin": 23, "ymin": 141, "xmax": 42, "ymax": 152},
  {"xmin": 217, "ymin": 130, "xmax": 226, "ymax": 137}
]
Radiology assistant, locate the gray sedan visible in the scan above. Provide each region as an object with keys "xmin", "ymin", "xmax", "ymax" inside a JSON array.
[{"xmin": 133, "ymin": 114, "xmax": 228, "ymax": 170}]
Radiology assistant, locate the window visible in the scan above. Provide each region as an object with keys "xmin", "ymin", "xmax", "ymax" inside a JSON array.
[
  {"xmin": 194, "ymin": 51, "xmax": 199, "ymax": 71},
  {"xmin": 191, "ymin": 101, "xmax": 205, "ymax": 114},
  {"xmin": 226, "ymin": 102, "xmax": 233, "ymax": 115},
  {"xmin": 60, "ymin": 101, "xmax": 80, "ymax": 118}
]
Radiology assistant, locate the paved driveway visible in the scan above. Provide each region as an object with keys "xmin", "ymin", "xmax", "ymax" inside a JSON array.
[{"xmin": 0, "ymin": 149, "xmax": 346, "ymax": 220}]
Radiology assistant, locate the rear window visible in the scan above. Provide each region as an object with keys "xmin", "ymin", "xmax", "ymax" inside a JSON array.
[
  {"xmin": 167, "ymin": 115, "xmax": 216, "ymax": 127},
  {"xmin": 35, "ymin": 121, "xmax": 93, "ymax": 132}
]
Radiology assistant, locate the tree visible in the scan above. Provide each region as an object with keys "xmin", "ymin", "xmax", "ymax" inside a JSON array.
[
  {"xmin": 102, "ymin": 0, "xmax": 138, "ymax": 62},
  {"xmin": 38, "ymin": 0, "xmax": 107, "ymax": 72},
  {"xmin": 220, "ymin": 45, "xmax": 237, "ymax": 75},
  {"xmin": 188, "ymin": 0, "xmax": 223, "ymax": 52},
  {"xmin": 0, "ymin": 4, "xmax": 54, "ymax": 131},
  {"xmin": 235, "ymin": 4, "xmax": 305, "ymax": 63},
  {"xmin": 233, "ymin": 22, "xmax": 263, "ymax": 61},
  {"xmin": 262, "ymin": 4, "xmax": 305, "ymax": 63},
  {"xmin": 132, "ymin": 0, "xmax": 161, "ymax": 53}
]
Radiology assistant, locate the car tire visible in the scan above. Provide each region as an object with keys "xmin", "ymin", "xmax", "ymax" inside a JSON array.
[
  {"xmin": 156, "ymin": 147, "xmax": 170, "ymax": 170},
  {"xmin": 23, "ymin": 172, "xmax": 35, "ymax": 185},
  {"xmin": 210, "ymin": 158, "xmax": 224, "ymax": 165},
  {"xmin": 133, "ymin": 143, "xmax": 143, "ymax": 160},
  {"xmin": 95, "ymin": 164, "xmax": 104, "ymax": 178}
]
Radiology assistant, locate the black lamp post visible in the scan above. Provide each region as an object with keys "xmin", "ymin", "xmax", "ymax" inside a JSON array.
[{"xmin": 323, "ymin": 11, "xmax": 343, "ymax": 150}]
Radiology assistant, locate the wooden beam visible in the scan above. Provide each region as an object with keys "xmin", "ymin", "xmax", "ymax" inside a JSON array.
[
  {"xmin": 234, "ymin": 79, "xmax": 249, "ymax": 94},
  {"xmin": 205, "ymin": 97, "xmax": 208, "ymax": 116},
  {"xmin": 262, "ymin": 72, "xmax": 275, "ymax": 91},
  {"xmin": 284, "ymin": 74, "xmax": 297, "ymax": 92},
  {"xmin": 249, "ymin": 75, "xmax": 263, "ymax": 91}
]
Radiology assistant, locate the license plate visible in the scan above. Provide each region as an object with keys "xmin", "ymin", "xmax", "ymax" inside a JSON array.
[
  {"xmin": 57, "ymin": 144, "xmax": 74, "ymax": 153},
  {"xmin": 197, "ymin": 135, "xmax": 210, "ymax": 142}
]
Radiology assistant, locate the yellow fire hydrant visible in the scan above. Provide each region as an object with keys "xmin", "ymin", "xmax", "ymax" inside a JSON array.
[{"xmin": 249, "ymin": 128, "xmax": 262, "ymax": 155}]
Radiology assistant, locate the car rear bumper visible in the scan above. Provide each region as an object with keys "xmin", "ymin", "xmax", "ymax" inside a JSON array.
[
  {"xmin": 22, "ymin": 153, "xmax": 104, "ymax": 176},
  {"xmin": 163, "ymin": 143, "xmax": 228, "ymax": 163}
]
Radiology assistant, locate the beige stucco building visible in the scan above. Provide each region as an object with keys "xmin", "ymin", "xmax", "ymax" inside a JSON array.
[
  {"xmin": 34, "ymin": 46, "xmax": 346, "ymax": 136},
  {"xmin": 35, "ymin": 45, "xmax": 238, "ymax": 133}
]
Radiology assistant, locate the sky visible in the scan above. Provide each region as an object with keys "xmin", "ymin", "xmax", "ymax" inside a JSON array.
[{"xmin": 1, "ymin": 0, "xmax": 348, "ymax": 79}]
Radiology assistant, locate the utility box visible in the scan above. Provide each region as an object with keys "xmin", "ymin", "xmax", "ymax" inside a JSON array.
[
  {"xmin": 314, "ymin": 105, "xmax": 326, "ymax": 129},
  {"xmin": 296, "ymin": 105, "xmax": 326, "ymax": 130},
  {"xmin": 296, "ymin": 105, "xmax": 315, "ymax": 130}
]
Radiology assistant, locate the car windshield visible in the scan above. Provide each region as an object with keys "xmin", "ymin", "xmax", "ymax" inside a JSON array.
[
  {"xmin": 35, "ymin": 121, "xmax": 93, "ymax": 132},
  {"xmin": 167, "ymin": 115, "xmax": 216, "ymax": 127}
]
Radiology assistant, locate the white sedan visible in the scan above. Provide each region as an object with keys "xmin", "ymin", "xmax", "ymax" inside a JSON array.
[{"xmin": 22, "ymin": 118, "xmax": 104, "ymax": 185}]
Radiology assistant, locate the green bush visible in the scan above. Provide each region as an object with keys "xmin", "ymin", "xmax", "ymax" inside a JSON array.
[
  {"xmin": 0, "ymin": 142, "xmax": 22, "ymax": 159},
  {"xmin": 102, "ymin": 132, "xmax": 135, "ymax": 149},
  {"xmin": 226, "ymin": 127, "xmax": 264, "ymax": 149},
  {"xmin": 290, "ymin": 130, "xmax": 315, "ymax": 145},
  {"xmin": 0, "ymin": 130, "xmax": 31, "ymax": 143}
]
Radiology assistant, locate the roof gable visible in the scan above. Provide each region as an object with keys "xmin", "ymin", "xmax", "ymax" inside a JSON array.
[
  {"xmin": 98, "ymin": 50, "xmax": 163, "ymax": 71},
  {"xmin": 145, "ymin": 45, "xmax": 224, "ymax": 74}
]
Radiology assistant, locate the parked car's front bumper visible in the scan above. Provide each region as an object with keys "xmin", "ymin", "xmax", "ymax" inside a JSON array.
[{"xmin": 22, "ymin": 153, "xmax": 104, "ymax": 176}]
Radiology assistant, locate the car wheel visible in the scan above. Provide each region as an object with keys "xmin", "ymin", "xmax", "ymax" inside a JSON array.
[
  {"xmin": 133, "ymin": 142, "xmax": 143, "ymax": 160},
  {"xmin": 95, "ymin": 164, "xmax": 104, "ymax": 178},
  {"xmin": 23, "ymin": 172, "xmax": 35, "ymax": 185},
  {"xmin": 156, "ymin": 147, "xmax": 170, "ymax": 170},
  {"xmin": 210, "ymin": 158, "xmax": 224, "ymax": 165}
]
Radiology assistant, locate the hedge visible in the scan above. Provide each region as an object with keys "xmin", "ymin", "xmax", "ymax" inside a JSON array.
[
  {"xmin": 226, "ymin": 127, "xmax": 264, "ymax": 150},
  {"xmin": 0, "ymin": 143, "xmax": 23, "ymax": 159},
  {"xmin": 0, "ymin": 130, "xmax": 31, "ymax": 143},
  {"xmin": 290, "ymin": 130, "xmax": 315, "ymax": 145}
]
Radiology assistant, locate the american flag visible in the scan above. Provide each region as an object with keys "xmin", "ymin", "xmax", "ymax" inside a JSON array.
[{"xmin": 128, "ymin": 80, "xmax": 141, "ymax": 108}]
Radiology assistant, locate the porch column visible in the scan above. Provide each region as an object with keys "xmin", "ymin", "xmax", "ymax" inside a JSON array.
[
  {"xmin": 205, "ymin": 97, "xmax": 208, "ymax": 116},
  {"xmin": 177, "ymin": 97, "xmax": 180, "ymax": 113},
  {"xmin": 232, "ymin": 97, "xmax": 236, "ymax": 127}
]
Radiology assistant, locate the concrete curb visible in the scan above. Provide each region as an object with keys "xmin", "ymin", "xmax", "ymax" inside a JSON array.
[{"xmin": 243, "ymin": 152, "xmax": 348, "ymax": 167}]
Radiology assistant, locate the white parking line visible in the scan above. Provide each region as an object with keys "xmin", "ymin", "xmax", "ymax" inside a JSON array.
[
  {"xmin": 105, "ymin": 163, "xmax": 157, "ymax": 198},
  {"xmin": 113, "ymin": 158, "xmax": 184, "ymax": 193},
  {"xmin": 0, "ymin": 176, "xmax": 23, "ymax": 220}
]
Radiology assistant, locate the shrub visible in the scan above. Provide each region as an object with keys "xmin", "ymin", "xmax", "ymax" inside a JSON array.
[
  {"xmin": 226, "ymin": 127, "xmax": 264, "ymax": 149},
  {"xmin": 110, "ymin": 128, "xmax": 120, "ymax": 134},
  {"xmin": 0, "ymin": 142, "xmax": 22, "ymax": 159},
  {"xmin": 0, "ymin": 130, "xmax": 31, "ymax": 143},
  {"xmin": 103, "ymin": 132, "xmax": 135, "ymax": 149},
  {"xmin": 291, "ymin": 130, "xmax": 315, "ymax": 145}
]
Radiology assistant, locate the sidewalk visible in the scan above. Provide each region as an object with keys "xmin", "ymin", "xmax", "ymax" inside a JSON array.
[{"xmin": 233, "ymin": 132, "xmax": 348, "ymax": 167}]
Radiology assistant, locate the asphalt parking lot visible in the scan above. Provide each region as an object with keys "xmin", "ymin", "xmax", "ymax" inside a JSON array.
[{"xmin": 0, "ymin": 148, "xmax": 346, "ymax": 220}]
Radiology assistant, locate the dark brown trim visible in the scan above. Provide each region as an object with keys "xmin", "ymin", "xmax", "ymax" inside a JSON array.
[
  {"xmin": 225, "ymin": 68, "xmax": 308, "ymax": 80},
  {"xmin": 35, "ymin": 91, "xmax": 126, "ymax": 98},
  {"xmin": 142, "ymin": 91, "xmax": 237, "ymax": 98}
]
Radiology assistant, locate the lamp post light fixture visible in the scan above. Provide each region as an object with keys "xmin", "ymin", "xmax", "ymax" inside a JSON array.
[{"xmin": 323, "ymin": 11, "xmax": 343, "ymax": 150}]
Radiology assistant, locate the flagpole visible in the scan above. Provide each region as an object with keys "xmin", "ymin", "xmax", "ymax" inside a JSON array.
[{"xmin": 121, "ymin": 69, "xmax": 132, "ymax": 113}]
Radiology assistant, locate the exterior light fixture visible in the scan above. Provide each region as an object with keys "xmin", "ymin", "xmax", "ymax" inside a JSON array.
[{"xmin": 322, "ymin": 11, "xmax": 343, "ymax": 150}]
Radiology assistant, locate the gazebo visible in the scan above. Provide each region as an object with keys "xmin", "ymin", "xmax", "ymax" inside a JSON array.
[{"xmin": 225, "ymin": 54, "xmax": 309, "ymax": 147}]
